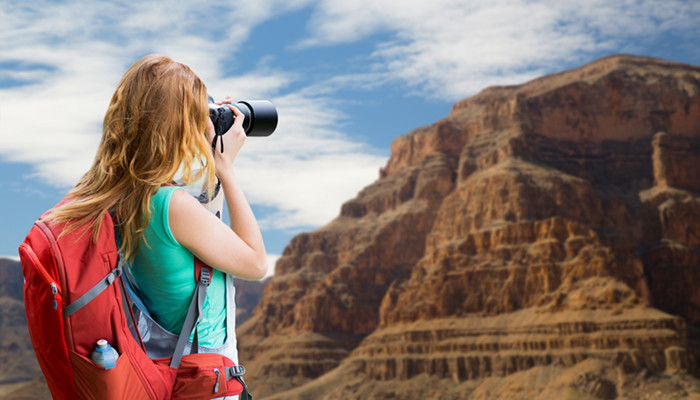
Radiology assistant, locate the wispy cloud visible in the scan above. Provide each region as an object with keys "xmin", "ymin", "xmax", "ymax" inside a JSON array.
[
  {"xmin": 0, "ymin": 0, "xmax": 385, "ymax": 230},
  {"xmin": 298, "ymin": 0, "xmax": 700, "ymax": 99}
]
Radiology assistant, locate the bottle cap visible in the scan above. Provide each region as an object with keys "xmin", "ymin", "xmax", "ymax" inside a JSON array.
[{"xmin": 97, "ymin": 339, "xmax": 108, "ymax": 347}]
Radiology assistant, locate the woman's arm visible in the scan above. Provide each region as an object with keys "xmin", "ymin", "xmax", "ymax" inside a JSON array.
[{"xmin": 169, "ymin": 104, "xmax": 267, "ymax": 280}]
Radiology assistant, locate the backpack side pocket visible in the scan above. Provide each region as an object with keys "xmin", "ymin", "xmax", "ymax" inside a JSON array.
[{"xmin": 69, "ymin": 350, "xmax": 151, "ymax": 400}]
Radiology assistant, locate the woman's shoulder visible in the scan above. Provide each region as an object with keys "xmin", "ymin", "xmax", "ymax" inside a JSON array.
[
  {"xmin": 167, "ymin": 186, "xmax": 199, "ymax": 210},
  {"xmin": 167, "ymin": 187, "xmax": 212, "ymax": 235},
  {"xmin": 148, "ymin": 185, "xmax": 182, "ymax": 215},
  {"xmin": 168, "ymin": 183, "xmax": 230, "ymax": 260}
]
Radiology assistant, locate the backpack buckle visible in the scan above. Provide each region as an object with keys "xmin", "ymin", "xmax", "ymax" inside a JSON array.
[
  {"xmin": 227, "ymin": 365, "xmax": 246, "ymax": 378},
  {"xmin": 199, "ymin": 267, "xmax": 211, "ymax": 286}
]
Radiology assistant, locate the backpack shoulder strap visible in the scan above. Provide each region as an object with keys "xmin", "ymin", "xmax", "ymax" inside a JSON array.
[{"xmin": 170, "ymin": 259, "xmax": 212, "ymax": 369}]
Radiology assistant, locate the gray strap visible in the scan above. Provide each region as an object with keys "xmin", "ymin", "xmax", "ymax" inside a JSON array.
[
  {"xmin": 236, "ymin": 376, "xmax": 253, "ymax": 400},
  {"xmin": 170, "ymin": 268, "xmax": 211, "ymax": 369},
  {"xmin": 190, "ymin": 283, "xmax": 207, "ymax": 354},
  {"xmin": 227, "ymin": 365, "xmax": 253, "ymax": 399},
  {"xmin": 122, "ymin": 269, "xmax": 151, "ymax": 318},
  {"xmin": 63, "ymin": 263, "xmax": 123, "ymax": 318}
]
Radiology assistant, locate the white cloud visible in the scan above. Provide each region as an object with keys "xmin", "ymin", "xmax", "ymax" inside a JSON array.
[
  {"xmin": 0, "ymin": 0, "xmax": 385, "ymax": 233},
  {"xmin": 299, "ymin": 0, "xmax": 700, "ymax": 99},
  {"xmin": 265, "ymin": 254, "xmax": 280, "ymax": 278},
  {"xmin": 234, "ymin": 90, "xmax": 386, "ymax": 228}
]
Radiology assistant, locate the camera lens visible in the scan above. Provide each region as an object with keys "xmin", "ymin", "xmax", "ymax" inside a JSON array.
[
  {"xmin": 208, "ymin": 96, "xmax": 278, "ymax": 137},
  {"xmin": 234, "ymin": 101, "xmax": 278, "ymax": 137}
]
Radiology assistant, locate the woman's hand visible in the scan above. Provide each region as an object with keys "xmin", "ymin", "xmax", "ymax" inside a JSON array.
[{"xmin": 206, "ymin": 96, "xmax": 246, "ymax": 178}]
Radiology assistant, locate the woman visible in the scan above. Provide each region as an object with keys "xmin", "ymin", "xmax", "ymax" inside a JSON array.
[{"xmin": 47, "ymin": 54, "xmax": 267, "ymax": 369}]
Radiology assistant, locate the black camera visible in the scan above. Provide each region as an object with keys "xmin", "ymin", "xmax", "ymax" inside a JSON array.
[{"xmin": 208, "ymin": 96, "xmax": 278, "ymax": 138}]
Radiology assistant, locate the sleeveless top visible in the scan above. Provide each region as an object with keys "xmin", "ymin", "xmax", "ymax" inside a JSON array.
[{"xmin": 128, "ymin": 186, "xmax": 227, "ymax": 347}]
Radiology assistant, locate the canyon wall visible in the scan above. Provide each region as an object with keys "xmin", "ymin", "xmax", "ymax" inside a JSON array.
[{"xmin": 239, "ymin": 55, "xmax": 700, "ymax": 399}]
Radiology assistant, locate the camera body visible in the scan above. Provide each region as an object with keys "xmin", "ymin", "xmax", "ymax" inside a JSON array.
[{"xmin": 208, "ymin": 96, "xmax": 278, "ymax": 138}]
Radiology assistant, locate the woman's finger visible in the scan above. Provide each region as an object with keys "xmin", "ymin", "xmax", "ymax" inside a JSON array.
[{"xmin": 215, "ymin": 95, "xmax": 234, "ymax": 105}]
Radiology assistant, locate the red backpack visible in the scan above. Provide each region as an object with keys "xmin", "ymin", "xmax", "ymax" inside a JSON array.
[{"xmin": 18, "ymin": 197, "xmax": 251, "ymax": 400}]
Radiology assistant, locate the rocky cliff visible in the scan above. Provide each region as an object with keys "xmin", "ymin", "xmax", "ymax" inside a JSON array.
[
  {"xmin": 237, "ymin": 55, "xmax": 700, "ymax": 399},
  {"xmin": 235, "ymin": 277, "xmax": 270, "ymax": 325}
]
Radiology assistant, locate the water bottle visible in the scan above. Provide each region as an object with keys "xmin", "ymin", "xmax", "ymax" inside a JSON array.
[{"xmin": 91, "ymin": 339, "xmax": 119, "ymax": 370}]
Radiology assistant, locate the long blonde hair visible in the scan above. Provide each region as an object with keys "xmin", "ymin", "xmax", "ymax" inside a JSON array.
[{"xmin": 47, "ymin": 54, "xmax": 216, "ymax": 261}]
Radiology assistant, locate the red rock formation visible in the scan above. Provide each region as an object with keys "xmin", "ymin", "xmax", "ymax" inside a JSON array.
[{"xmin": 237, "ymin": 55, "xmax": 700, "ymax": 399}]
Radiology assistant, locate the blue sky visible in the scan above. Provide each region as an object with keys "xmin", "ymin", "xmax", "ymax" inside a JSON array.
[{"xmin": 1, "ymin": 1, "xmax": 699, "ymax": 275}]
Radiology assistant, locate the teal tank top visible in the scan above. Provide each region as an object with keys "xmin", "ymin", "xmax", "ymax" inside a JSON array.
[{"xmin": 128, "ymin": 186, "xmax": 226, "ymax": 347}]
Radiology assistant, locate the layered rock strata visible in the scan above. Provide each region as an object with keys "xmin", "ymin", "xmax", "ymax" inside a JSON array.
[
  {"xmin": 237, "ymin": 55, "xmax": 700, "ymax": 398},
  {"xmin": 355, "ymin": 308, "xmax": 691, "ymax": 382}
]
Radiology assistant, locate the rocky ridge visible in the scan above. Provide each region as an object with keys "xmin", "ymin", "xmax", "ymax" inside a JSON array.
[
  {"xmin": 237, "ymin": 55, "xmax": 700, "ymax": 399},
  {"xmin": 0, "ymin": 258, "xmax": 46, "ymax": 398}
]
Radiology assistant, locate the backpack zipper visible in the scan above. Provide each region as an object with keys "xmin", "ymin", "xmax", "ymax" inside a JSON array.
[
  {"xmin": 213, "ymin": 368, "xmax": 221, "ymax": 393},
  {"xmin": 50, "ymin": 282, "xmax": 60, "ymax": 310},
  {"xmin": 19, "ymin": 242, "xmax": 63, "ymax": 311}
]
